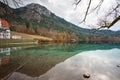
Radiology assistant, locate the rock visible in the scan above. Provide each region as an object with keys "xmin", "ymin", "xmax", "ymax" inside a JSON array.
[
  {"xmin": 117, "ymin": 64, "xmax": 120, "ymax": 67},
  {"xmin": 83, "ymin": 72, "xmax": 90, "ymax": 78}
]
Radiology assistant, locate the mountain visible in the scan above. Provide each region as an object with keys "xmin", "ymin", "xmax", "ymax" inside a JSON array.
[
  {"xmin": 1, "ymin": 2, "xmax": 120, "ymax": 42},
  {"xmin": 12, "ymin": 3, "xmax": 88, "ymax": 41}
]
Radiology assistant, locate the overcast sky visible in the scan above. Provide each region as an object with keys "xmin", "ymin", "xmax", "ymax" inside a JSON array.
[{"xmin": 9, "ymin": 0, "xmax": 120, "ymax": 31}]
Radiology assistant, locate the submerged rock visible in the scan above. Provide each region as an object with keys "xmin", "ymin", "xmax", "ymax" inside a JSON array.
[
  {"xmin": 117, "ymin": 64, "xmax": 120, "ymax": 67},
  {"xmin": 83, "ymin": 72, "xmax": 91, "ymax": 78}
]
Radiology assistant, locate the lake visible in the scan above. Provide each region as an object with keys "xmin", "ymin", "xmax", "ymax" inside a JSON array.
[{"xmin": 0, "ymin": 43, "xmax": 120, "ymax": 80}]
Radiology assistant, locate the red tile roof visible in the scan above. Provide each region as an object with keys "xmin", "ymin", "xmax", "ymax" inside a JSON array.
[{"xmin": 1, "ymin": 19, "xmax": 10, "ymax": 27}]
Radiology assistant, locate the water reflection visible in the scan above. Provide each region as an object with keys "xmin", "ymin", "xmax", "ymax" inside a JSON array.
[
  {"xmin": 6, "ymin": 48, "xmax": 120, "ymax": 80},
  {"xmin": 0, "ymin": 48, "xmax": 10, "ymax": 66},
  {"xmin": 1, "ymin": 43, "xmax": 120, "ymax": 80},
  {"xmin": 0, "ymin": 47, "xmax": 22, "ymax": 79},
  {"xmin": 0, "ymin": 44, "xmax": 79, "ymax": 79},
  {"xmin": 0, "ymin": 47, "xmax": 22, "ymax": 66},
  {"xmin": 0, "ymin": 48, "xmax": 10, "ymax": 56}
]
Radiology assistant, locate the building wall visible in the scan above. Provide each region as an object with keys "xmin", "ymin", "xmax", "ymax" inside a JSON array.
[
  {"xmin": 5, "ymin": 29, "xmax": 10, "ymax": 39},
  {"xmin": 0, "ymin": 32, "xmax": 4, "ymax": 39},
  {"xmin": 0, "ymin": 29, "xmax": 10, "ymax": 39}
]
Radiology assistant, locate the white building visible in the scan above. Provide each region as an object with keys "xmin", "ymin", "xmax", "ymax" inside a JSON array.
[
  {"xmin": 12, "ymin": 35, "xmax": 22, "ymax": 39},
  {"xmin": 0, "ymin": 19, "xmax": 11, "ymax": 39}
]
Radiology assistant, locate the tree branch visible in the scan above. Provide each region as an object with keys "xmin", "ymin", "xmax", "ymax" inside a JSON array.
[
  {"xmin": 108, "ymin": 15, "xmax": 120, "ymax": 28},
  {"xmin": 75, "ymin": 0, "xmax": 82, "ymax": 5},
  {"xmin": 98, "ymin": 15, "xmax": 120, "ymax": 29},
  {"xmin": 106, "ymin": 3, "xmax": 120, "ymax": 17},
  {"xmin": 89, "ymin": 0, "xmax": 104, "ymax": 14},
  {"xmin": 80, "ymin": 0, "xmax": 92, "ymax": 23},
  {"xmin": 1, "ymin": 0, "xmax": 23, "ymax": 7}
]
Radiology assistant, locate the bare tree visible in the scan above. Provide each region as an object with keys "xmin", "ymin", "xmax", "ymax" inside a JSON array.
[
  {"xmin": 0, "ymin": 0, "xmax": 23, "ymax": 7},
  {"xmin": 74, "ymin": 0, "xmax": 120, "ymax": 29}
]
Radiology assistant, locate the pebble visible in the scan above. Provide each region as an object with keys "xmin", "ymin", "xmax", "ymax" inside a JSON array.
[{"xmin": 83, "ymin": 72, "xmax": 90, "ymax": 78}]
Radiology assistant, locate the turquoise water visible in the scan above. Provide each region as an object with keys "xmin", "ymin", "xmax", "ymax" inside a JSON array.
[{"xmin": 0, "ymin": 43, "xmax": 120, "ymax": 80}]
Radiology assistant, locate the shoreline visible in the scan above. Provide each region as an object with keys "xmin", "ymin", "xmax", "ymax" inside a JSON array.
[
  {"xmin": 0, "ymin": 39, "xmax": 37, "ymax": 46},
  {"xmin": 0, "ymin": 39, "xmax": 120, "ymax": 47}
]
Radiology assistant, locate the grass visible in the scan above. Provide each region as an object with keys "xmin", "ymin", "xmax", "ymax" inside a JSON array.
[
  {"xmin": 0, "ymin": 31, "xmax": 53, "ymax": 45},
  {"xmin": 0, "ymin": 39, "xmax": 37, "ymax": 46},
  {"xmin": 0, "ymin": 39, "xmax": 35, "ymax": 43},
  {"xmin": 11, "ymin": 31, "xmax": 53, "ymax": 41}
]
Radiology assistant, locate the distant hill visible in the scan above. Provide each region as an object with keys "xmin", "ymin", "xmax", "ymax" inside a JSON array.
[{"xmin": 0, "ymin": 2, "xmax": 120, "ymax": 42}]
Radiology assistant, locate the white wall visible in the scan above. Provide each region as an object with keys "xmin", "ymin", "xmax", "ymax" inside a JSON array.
[
  {"xmin": 0, "ymin": 33, "xmax": 4, "ymax": 39},
  {"xmin": 5, "ymin": 30, "xmax": 10, "ymax": 39}
]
